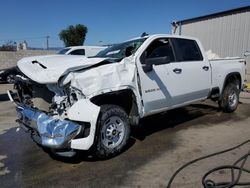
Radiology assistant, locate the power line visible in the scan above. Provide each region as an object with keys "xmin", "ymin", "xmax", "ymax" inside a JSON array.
[
  {"xmin": 0, "ymin": 37, "xmax": 44, "ymax": 42},
  {"xmin": 0, "ymin": 35, "xmax": 59, "ymax": 42}
]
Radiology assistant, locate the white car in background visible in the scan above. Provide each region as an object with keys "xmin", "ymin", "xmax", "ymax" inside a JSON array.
[{"xmin": 57, "ymin": 46, "xmax": 107, "ymax": 57}]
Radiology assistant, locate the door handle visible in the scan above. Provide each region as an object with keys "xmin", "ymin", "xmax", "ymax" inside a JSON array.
[
  {"xmin": 173, "ymin": 68, "xmax": 182, "ymax": 74},
  {"xmin": 202, "ymin": 66, "xmax": 209, "ymax": 71}
]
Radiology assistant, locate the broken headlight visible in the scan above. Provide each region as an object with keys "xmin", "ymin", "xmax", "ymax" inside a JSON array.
[{"xmin": 68, "ymin": 86, "xmax": 85, "ymax": 105}]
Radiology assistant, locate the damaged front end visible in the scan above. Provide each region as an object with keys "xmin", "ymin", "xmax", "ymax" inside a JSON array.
[
  {"xmin": 8, "ymin": 41, "xmax": 142, "ymax": 157},
  {"xmin": 16, "ymin": 106, "xmax": 81, "ymax": 149},
  {"xmin": 8, "ymin": 74, "xmax": 100, "ymax": 155}
]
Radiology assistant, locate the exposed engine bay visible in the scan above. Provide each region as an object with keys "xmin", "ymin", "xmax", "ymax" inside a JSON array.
[
  {"xmin": 13, "ymin": 73, "xmax": 85, "ymax": 116},
  {"xmin": 8, "ymin": 73, "xmax": 89, "ymax": 155}
]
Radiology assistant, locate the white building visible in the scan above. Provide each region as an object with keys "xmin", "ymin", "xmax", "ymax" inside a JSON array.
[
  {"xmin": 172, "ymin": 6, "xmax": 250, "ymax": 73},
  {"xmin": 17, "ymin": 41, "xmax": 28, "ymax": 51}
]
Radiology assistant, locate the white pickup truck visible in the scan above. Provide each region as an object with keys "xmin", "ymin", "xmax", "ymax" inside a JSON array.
[{"xmin": 8, "ymin": 34, "xmax": 247, "ymax": 158}]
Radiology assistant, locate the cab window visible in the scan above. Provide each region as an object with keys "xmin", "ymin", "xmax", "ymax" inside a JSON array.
[
  {"xmin": 69, "ymin": 49, "xmax": 85, "ymax": 55},
  {"xmin": 145, "ymin": 38, "xmax": 175, "ymax": 62},
  {"xmin": 57, "ymin": 48, "xmax": 70, "ymax": 54},
  {"xmin": 171, "ymin": 38, "xmax": 203, "ymax": 61}
]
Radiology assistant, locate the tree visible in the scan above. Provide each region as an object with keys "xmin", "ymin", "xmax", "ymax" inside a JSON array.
[
  {"xmin": 0, "ymin": 41, "xmax": 16, "ymax": 51},
  {"xmin": 59, "ymin": 24, "xmax": 88, "ymax": 47}
]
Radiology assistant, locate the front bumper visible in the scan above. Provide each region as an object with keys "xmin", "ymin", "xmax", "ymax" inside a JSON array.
[
  {"xmin": 8, "ymin": 89, "xmax": 100, "ymax": 151},
  {"xmin": 16, "ymin": 106, "xmax": 82, "ymax": 149}
]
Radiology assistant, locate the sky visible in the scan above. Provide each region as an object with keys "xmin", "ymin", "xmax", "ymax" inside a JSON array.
[{"xmin": 0, "ymin": 0, "xmax": 249, "ymax": 48}]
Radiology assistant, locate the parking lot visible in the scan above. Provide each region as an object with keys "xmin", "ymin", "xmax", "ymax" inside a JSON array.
[{"xmin": 0, "ymin": 84, "xmax": 250, "ymax": 188}]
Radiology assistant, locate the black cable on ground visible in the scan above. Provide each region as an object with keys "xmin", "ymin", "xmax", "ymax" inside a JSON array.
[{"xmin": 167, "ymin": 140, "xmax": 250, "ymax": 188}]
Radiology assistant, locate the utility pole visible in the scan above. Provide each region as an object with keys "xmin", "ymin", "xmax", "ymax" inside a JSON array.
[{"xmin": 46, "ymin": 36, "xmax": 50, "ymax": 50}]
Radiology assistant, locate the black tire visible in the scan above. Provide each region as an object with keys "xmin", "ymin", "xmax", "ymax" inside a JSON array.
[
  {"xmin": 219, "ymin": 83, "xmax": 240, "ymax": 112},
  {"xmin": 94, "ymin": 104, "xmax": 131, "ymax": 159}
]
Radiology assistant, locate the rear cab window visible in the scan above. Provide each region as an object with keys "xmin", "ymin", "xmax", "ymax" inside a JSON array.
[
  {"xmin": 171, "ymin": 38, "xmax": 203, "ymax": 62},
  {"xmin": 57, "ymin": 48, "xmax": 70, "ymax": 54},
  {"xmin": 69, "ymin": 49, "xmax": 85, "ymax": 55}
]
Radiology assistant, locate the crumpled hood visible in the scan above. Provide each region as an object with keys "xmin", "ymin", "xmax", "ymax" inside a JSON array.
[
  {"xmin": 60, "ymin": 56, "xmax": 137, "ymax": 98},
  {"xmin": 17, "ymin": 55, "xmax": 108, "ymax": 84}
]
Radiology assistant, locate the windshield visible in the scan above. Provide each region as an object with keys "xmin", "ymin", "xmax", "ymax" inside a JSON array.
[
  {"xmin": 57, "ymin": 48, "xmax": 70, "ymax": 54},
  {"xmin": 94, "ymin": 38, "xmax": 147, "ymax": 59}
]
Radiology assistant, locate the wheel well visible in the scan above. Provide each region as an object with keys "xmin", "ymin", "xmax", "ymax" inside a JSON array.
[
  {"xmin": 223, "ymin": 72, "xmax": 241, "ymax": 91},
  {"xmin": 90, "ymin": 89, "xmax": 139, "ymax": 125}
]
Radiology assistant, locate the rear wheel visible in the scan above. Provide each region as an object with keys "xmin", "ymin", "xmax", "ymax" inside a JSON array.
[
  {"xmin": 219, "ymin": 83, "xmax": 240, "ymax": 112},
  {"xmin": 94, "ymin": 105, "xmax": 130, "ymax": 159}
]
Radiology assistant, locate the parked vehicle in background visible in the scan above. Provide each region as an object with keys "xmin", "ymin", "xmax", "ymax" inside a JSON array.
[
  {"xmin": 0, "ymin": 66, "xmax": 20, "ymax": 83},
  {"xmin": 8, "ymin": 34, "xmax": 246, "ymax": 158},
  {"xmin": 0, "ymin": 46, "xmax": 106, "ymax": 84},
  {"xmin": 57, "ymin": 46, "xmax": 107, "ymax": 57}
]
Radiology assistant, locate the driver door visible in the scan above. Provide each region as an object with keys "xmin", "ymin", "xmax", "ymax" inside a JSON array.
[
  {"xmin": 137, "ymin": 37, "xmax": 210, "ymax": 115},
  {"xmin": 137, "ymin": 38, "xmax": 176, "ymax": 114}
]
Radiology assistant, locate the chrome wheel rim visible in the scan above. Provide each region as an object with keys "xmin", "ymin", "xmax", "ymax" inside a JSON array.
[
  {"xmin": 101, "ymin": 116, "xmax": 125, "ymax": 149},
  {"xmin": 228, "ymin": 91, "xmax": 237, "ymax": 107}
]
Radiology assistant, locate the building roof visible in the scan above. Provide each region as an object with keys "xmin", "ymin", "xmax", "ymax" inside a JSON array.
[{"xmin": 174, "ymin": 6, "xmax": 250, "ymax": 25}]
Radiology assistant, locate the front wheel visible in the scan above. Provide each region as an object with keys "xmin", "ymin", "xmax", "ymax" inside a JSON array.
[
  {"xmin": 219, "ymin": 83, "xmax": 240, "ymax": 112},
  {"xmin": 94, "ymin": 105, "xmax": 131, "ymax": 159},
  {"xmin": 6, "ymin": 74, "xmax": 14, "ymax": 84}
]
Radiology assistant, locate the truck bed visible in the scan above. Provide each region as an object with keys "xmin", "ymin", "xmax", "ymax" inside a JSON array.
[{"xmin": 210, "ymin": 57, "xmax": 246, "ymax": 92}]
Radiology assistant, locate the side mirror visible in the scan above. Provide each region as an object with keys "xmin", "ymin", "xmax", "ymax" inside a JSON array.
[
  {"xmin": 142, "ymin": 56, "xmax": 170, "ymax": 72},
  {"xmin": 145, "ymin": 56, "xmax": 170, "ymax": 66},
  {"xmin": 244, "ymin": 51, "xmax": 250, "ymax": 57}
]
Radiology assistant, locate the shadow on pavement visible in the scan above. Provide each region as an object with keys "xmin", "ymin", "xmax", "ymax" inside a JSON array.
[
  {"xmin": 0, "ymin": 93, "xmax": 9, "ymax": 102},
  {"xmin": 46, "ymin": 137, "xmax": 137, "ymax": 163},
  {"xmin": 10, "ymin": 103, "xmax": 229, "ymax": 163},
  {"xmin": 132, "ymin": 103, "xmax": 220, "ymax": 141}
]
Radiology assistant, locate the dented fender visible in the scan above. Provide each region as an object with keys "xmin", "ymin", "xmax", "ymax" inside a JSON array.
[
  {"xmin": 61, "ymin": 57, "xmax": 144, "ymax": 117},
  {"xmin": 61, "ymin": 57, "xmax": 136, "ymax": 96},
  {"xmin": 67, "ymin": 99, "xmax": 100, "ymax": 150}
]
